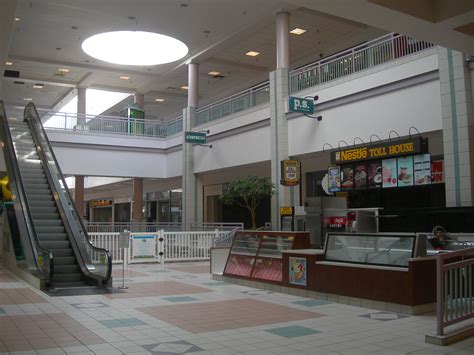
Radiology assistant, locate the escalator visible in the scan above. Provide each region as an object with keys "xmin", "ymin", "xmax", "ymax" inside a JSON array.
[{"xmin": 0, "ymin": 101, "xmax": 112, "ymax": 289}]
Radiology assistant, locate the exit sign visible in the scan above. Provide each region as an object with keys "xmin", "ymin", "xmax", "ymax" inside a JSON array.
[
  {"xmin": 185, "ymin": 131, "xmax": 207, "ymax": 144},
  {"xmin": 288, "ymin": 96, "xmax": 314, "ymax": 114}
]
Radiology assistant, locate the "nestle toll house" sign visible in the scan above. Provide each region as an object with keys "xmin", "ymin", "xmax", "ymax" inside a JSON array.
[{"xmin": 331, "ymin": 138, "xmax": 428, "ymax": 164}]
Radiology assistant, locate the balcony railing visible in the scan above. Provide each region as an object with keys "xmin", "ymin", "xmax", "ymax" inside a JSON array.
[
  {"xmin": 40, "ymin": 111, "xmax": 183, "ymax": 138},
  {"xmin": 195, "ymin": 82, "xmax": 270, "ymax": 126},
  {"xmin": 40, "ymin": 33, "xmax": 434, "ymax": 138},
  {"xmin": 289, "ymin": 33, "xmax": 433, "ymax": 93}
]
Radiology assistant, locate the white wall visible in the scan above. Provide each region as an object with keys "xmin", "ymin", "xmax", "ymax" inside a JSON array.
[
  {"xmin": 18, "ymin": 51, "xmax": 442, "ymax": 181},
  {"xmin": 289, "ymin": 79, "xmax": 442, "ymax": 156}
]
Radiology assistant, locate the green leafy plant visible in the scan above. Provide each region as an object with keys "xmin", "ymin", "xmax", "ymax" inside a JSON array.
[{"xmin": 220, "ymin": 176, "xmax": 274, "ymax": 229}]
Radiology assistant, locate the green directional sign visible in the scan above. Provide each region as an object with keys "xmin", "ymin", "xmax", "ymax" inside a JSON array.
[
  {"xmin": 185, "ymin": 131, "xmax": 207, "ymax": 144},
  {"xmin": 288, "ymin": 96, "xmax": 314, "ymax": 114}
]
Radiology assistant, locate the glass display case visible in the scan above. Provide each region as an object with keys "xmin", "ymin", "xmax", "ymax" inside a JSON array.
[
  {"xmin": 224, "ymin": 231, "xmax": 309, "ymax": 282},
  {"xmin": 324, "ymin": 233, "xmax": 417, "ymax": 267}
]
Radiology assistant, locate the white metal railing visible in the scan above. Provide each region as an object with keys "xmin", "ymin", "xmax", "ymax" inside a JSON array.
[
  {"xmin": 89, "ymin": 229, "xmax": 222, "ymax": 263},
  {"xmin": 289, "ymin": 33, "xmax": 433, "ymax": 93},
  {"xmin": 39, "ymin": 33, "xmax": 433, "ymax": 139},
  {"xmin": 40, "ymin": 111, "xmax": 183, "ymax": 138},
  {"xmin": 190, "ymin": 222, "xmax": 244, "ymax": 231},
  {"xmin": 86, "ymin": 222, "xmax": 182, "ymax": 233},
  {"xmin": 195, "ymin": 82, "xmax": 270, "ymax": 126},
  {"xmin": 436, "ymin": 247, "xmax": 474, "ymax": 336}
]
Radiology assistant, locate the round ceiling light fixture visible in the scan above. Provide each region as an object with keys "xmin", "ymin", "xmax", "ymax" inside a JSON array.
[{"xmin": 81, "ymin": 31, "xmax": 189, "ymax": 66}]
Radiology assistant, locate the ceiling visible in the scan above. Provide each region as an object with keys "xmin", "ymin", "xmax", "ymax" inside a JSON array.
[
  {"xmin": 2, "ymin": 0, "xmax": 471, "ymax": 124},
  {"xmin": 1, "ymin": 0, "xmax": 385, "ymax": 120}
]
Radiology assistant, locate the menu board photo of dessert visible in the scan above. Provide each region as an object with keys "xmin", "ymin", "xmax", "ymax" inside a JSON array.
[
  {"xmin": 354, "ymin": 164, "xmax": 367, "ymax": 189},
  {"xmin": 341, "ymin": 166, "xmax": 354, "ymax": 190},
  {"xmin": 368, "ymin": 161, "xmax": 382, "ymax": 188},
  {"xmin": 397, "ymin": 156, "xmax": 414, "ymax": 187},
  {"xmin": 382, "ymin": 158, "xmax": 397, "ymax": 188},
  {"xmin": 328, "ymin": 166, "xmax": 341, "ymax": 193},
  {"xmin": 414, "ymin": 154, "xmax": 431, "ymax": 185}
]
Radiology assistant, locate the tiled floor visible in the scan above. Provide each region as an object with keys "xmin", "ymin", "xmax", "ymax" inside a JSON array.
[{"xmin": 0, "ymin": 261, "xmax": 473, "ymax": 354}]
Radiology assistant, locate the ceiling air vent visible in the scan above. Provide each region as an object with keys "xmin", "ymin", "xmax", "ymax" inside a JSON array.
[
  {"xmin": 4, "ymin": 70, "xmax": 20, "ymax": 78},
  {"xmin": 13, "ymin": 81, "xmax": 25, "ymax": 85}
]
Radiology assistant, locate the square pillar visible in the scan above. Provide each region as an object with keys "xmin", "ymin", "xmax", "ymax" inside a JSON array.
[{"xmin": 438, "ymin": 47, "xmax": 474, "ymax": 207}]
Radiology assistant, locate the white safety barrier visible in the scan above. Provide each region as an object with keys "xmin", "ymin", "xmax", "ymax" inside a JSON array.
[{"xmin": 89, "ymin": 229, "xmax": 221, "ymax": 264}]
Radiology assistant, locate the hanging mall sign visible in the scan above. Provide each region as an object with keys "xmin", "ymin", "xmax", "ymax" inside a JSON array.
[
  {"xmin": 185, "ymin": 131, "xmax": 207, "ymax": 144},
  {"xmin": 280, "ymin": 160, "xmax": 300, "ymax": 186},
  {"xmin": 331, "ymin": 138, "xmax": 428, "ymax": 164},
  {"xmin": 288, "ymin": 96, "xmax": 314, "ymax": 114}
]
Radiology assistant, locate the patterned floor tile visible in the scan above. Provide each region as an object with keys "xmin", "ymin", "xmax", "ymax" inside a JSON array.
[
  {"xmin": 0, "ymin": 273, "xmax": 18, "ymax": 282},
  {"xmin": 0, "ymin": 306, "xmax": 5, "ymax": 314},
  {"xmin": 138, "ymin": 298, "xmax": 324, "ymax": 333},
  {"xmin": 104, "ymin": 281, "xmax": 213, "ymax": 299},
  {"xmin": 71, "ymin": 302, "xmax": 110, "ymax": 309},
  {"xmin": 0, "ymin": 288, "xmax": 46, "ymax": 304},
  {"xmin": 292, "ymin": 299, "xmax": 332, "ymax": 307},
  {"xmin": 166, "ymin": 266, "xmax": 210, "ymax": 274},
  {"xmin": 265, "ymin": 325, "xmax": 322, "ymax": 338},
  {"xmin": 241, "ymin": 289, "xmax": 275, "ymax": 295},
  {"xmin": 162, "ymin": 296, "xmax": 198, "ymax": 303},
  {"xmin": 170, "ymin": 275, "xmax": 198, "ymax": 279},
  {"xmin": 142, "ymin": 340, "xmax": 203, "ymax": 354},
  {"xmin": 202, "ymin": 282, "xmax": 229, "ymax": 286},
  {"xmin": 100, "ymin": 318, "xmax": 146, "ymax": 328},
  {"xmin": 359, "ymin": 311, "xmax": 410, "ymax": 321}
]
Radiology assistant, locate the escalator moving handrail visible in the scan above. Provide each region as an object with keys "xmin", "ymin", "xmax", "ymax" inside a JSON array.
[
  {"xmin": 24, "ymin": 103, "xmax": 112, "ymax": 285},
  {"xmin": 0, "ymin": 101, "xmax": 54, "ymax": 286}
]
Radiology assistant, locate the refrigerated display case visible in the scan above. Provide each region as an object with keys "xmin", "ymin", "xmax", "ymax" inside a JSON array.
[{"xmin": 223, "ymin": 231, "xmax": 309, "ymax": 282}]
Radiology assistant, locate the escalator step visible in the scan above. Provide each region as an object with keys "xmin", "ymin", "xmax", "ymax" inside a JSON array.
[
  {"xmin": 53, "ymin": 273, "xmax": 83, "ymax": 282},
  {"xmin": 55, "ymin": 265, "xmax": 80, "ymax": 274},
  {"xmin": 53, "ymin": 281, "xmax": 87, "ymax": 288},
  {"xmin": 36, "ymin": 226, "xmax": 65, "ymax": 233},
  {"xmin": 29, "ymin": 201, "xmax": 56, "ymax": 209},
  {"xmin": 38, "ymin": 233, "xmax": 68, "ymax": 242},
  {"xmin": 34, "ymin": 219, "xmax": 62, "ymax": 227},
  {"xmin": 53, "ymin": 256, "xmax": 76, "ymax": 265},
  {"xmin": 31, "ymin": 212, "xmax": 60, "ymax": 220},
  {"xmin": 41, "ymin": 241, "xmax": 70, "ymax": 249}
]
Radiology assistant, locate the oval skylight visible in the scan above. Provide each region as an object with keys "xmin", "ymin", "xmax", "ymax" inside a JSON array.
[{"xmin": 81, "ymin": 31, "xmax": 189, "ymax": 66}]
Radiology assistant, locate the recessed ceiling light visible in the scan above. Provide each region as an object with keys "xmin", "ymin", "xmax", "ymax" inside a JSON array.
[
  {"xmin": 5, "ymin": 61, "xmax": 13, "ymax": 66},
  {"xmin": 246, "ymin": 51, "xmax": 260, "ymax": 57},
  {"xmin": 82, "ymin": 31, "xmax": 189, "ymax": 66},
  {"xmin": 14, "ymin": 17, "xmax": 20, "ymax": 21},
  {"xmin": 58, "ymin": 68, "xmax": 70, "ymax": 73},
  {"xmin": 24, "ymin": 97, "xmax": 32, "ymax": 101},
  {"xmin": 180, "ymin": 86, "xmax": 188, "ymax": 90},
  {"xmin": 290, "ymin": 28, "xmax": 307, "ymax": 35},
  {"xmin": 33, "ymin": 84, "xmax": 44, "ymax": 89},
  {"xmin": 208, "ymin": 71, "xmax": 220, "ymax": 76},
  {"xmin": 119, "ymin": 76, "xmax": 130, "ymax": 80},
  {"xmin": 154, "ymin": 98, "xmax": 165, "ymax": 102}
]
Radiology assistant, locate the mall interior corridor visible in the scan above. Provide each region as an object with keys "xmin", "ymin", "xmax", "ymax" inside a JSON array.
[{"xmin": 0, "ymin": 261, "xmax": 473, "ymax": 355}]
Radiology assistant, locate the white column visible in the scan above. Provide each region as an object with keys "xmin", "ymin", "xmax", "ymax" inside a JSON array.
[
  {"xmin": 134, "ymin": 93, "xmax": 145, "ymax": 109},
  {"xmin": 276, "ymin": 11, "xmax": 290, "ymax": 69},
  {"xmin": 77, "ymin": 87, "xmax": 86, "ymax": 126},
  {"xmin": 188, "ymin": 62, "xmax": 199, "ymax": 108},
  {"xmin": 182, "ymin": 62, "xmax": 199, "ymax": 230},
  {"xmin": 270, "ymin": 11, "xmax": 293, "ymax": 230},
  {"xmin": 438, "ymin": 47, "xmax": 474, "ymax": 207}
]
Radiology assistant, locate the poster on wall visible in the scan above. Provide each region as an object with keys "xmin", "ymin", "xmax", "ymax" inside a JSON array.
[
  {"xmin": 382, "ymin": 158, "xmax": 398, "ymax": 188},
  {"xmin": 368, "ymin": 161, "xmax": 382, "ymax": 188},
  {"xmin": 354, "ymin": 164, "xmax": 368, "ymax": 189},
  {"xmin": 341, "ymin": 166, "xmax": 354, "ymax": 190},
  {"xmin": 328, "ymin": 166, "xmax": 341, "ymax": 193},
  {"xmin": 431, "ymin": 159, "xmax": 444, "ymax": 184},
  {"xmin": 131, "ymin": 235, "xmax": 156, "ymax": 261},
  {"xmin": 397, "ymin": 156, "xmax": 414, "ymax": 187},
  {"xmin": 289, "ymin": 257, "xmax": 307, "ymax": 286},
  {"xmin": 414, "ymin": 154, "xmax": 431, "ymax": 185}
]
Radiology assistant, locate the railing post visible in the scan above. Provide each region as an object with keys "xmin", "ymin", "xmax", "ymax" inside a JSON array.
[
  {"xmin": 437, "ymin": 254, "xmax": 445, "ymax": 336},
  {"xmin": 159, "ymin": 229, "xmax": 165, "ymax": 264}
]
